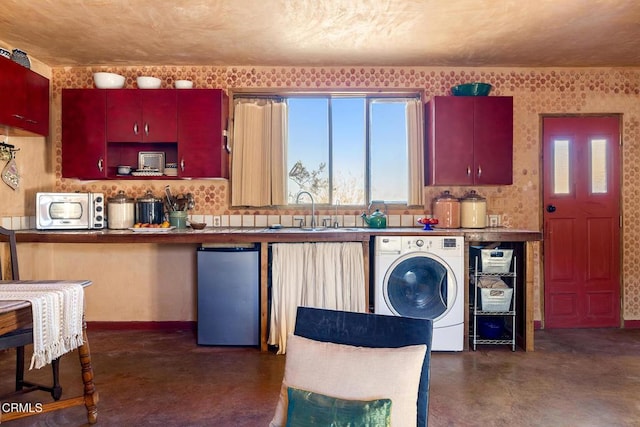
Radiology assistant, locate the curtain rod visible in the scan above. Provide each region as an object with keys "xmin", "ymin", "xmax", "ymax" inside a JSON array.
[{"xmin": 232, "ymin": 90, "xmax": 422, "ymax": 100}]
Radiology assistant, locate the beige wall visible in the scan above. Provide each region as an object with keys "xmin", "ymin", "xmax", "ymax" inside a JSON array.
[
  {"xmin": 3, "ymin": 62, "xmax": 640, "ymax": 322},
  {"xmin": 16, "ymin": 243, "xmax": 198, "ymax": 322}
]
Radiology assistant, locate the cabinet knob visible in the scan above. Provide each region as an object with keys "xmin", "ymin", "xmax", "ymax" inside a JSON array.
[
  {"xmin": 466, "ymin": 166, "xmax": 471, "ymax": 177},
  {"xmin": 133, "ymin": 123, "xmax": 139, "ymax": 135},
  {"xmin": 144, "ymin": 123, "xmax": 149, "ymax": 136},
  {"xmin": 180, "ymin": 158, "xmax": 185, "ymax": 172},
  {"xmin": 477, "ymin": 165, "xmax": 482, "ymax": 177},
  {"xmin": 97, "ymin": 158, "xmax": 103, "ymax": 172}
]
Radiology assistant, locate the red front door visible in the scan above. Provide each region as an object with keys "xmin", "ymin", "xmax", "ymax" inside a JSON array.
[{"xmin": 543, "ymin": 116, "xmax": 621, "ymax": 328}]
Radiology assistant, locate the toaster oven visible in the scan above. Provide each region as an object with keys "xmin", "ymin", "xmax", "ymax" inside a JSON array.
[{"xmin": 36, "ymin": 192, "xmax": 105, "ymax": 230}]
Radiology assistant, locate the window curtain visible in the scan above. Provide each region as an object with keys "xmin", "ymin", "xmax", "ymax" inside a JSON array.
[
  {"xmin": 231, "ymin": 99, "xmax": 287, "ymax": 206},
  {"xmin": 406, "ymin": 99, "xmax": 424, "ymax": 206}
]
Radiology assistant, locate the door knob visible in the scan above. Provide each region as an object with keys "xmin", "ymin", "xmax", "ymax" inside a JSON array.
[{"xmin": 546, "ymin": 205, "xmax": 556, "ymax": 213}]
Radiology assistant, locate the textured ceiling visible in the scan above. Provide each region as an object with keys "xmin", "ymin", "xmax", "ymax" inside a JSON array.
[{"xmin": 0, "ymin": 0, "xmax": 639, "ymax": 68}]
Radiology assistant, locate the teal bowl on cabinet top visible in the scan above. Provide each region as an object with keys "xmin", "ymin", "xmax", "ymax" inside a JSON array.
[{"xmin": 451, "ymin": 83, "xmax": 492, "ymax": 96}]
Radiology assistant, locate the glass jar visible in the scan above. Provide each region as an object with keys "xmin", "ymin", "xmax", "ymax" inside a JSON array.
[
  {"xmin": 432, "ymin": 190, "xmax": 460, "ymax": 228},
  {"xmin": 460, "ymin": 190, "xmax": 487, "ymax": 228},
  {"xmin": 107, "ymin": 190, "xmax": 135, "ymax": 229}
]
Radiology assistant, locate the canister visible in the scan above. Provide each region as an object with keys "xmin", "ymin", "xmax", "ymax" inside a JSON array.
[
  {"xmin": 135, "ymin": 190, "xmax": 165, "ymax": 224},
  {"xmin": 107, "ymin": 190, "xmax": 134, "ymax": 229},
  {"xmin": 460, "ymin": 190, "xmax": 487, "ymax": 228},
  {"xmin": 169, "ymin": 210, "xmax": 188, "ymax": 229},
  {"xmin": 432, "ymin": 190, "xmax": 460, "ymax": 228}
]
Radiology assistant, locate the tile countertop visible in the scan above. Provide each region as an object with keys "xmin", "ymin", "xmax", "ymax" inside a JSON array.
[{"xmin": 15, "ymin": 227, "xmax": 542, "ymax": 244}]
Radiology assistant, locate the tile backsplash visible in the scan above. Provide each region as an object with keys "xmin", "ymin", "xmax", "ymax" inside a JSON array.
[{"xmin": 2, "ymin": 214, "xmax": 429, "ymax": 230}]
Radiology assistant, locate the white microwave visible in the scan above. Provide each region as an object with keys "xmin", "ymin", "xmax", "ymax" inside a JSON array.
[{"xmin": 36, "ymin": 192, "xmax": 105, "ymax": 230}]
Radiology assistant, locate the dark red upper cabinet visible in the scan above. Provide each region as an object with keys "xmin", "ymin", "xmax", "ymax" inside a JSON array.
[
  {"xmin": 62, "ymin": 89, "xmax": 107, "ymax": 179},
  {"xmin": 61, "ymin": 88, "xmax": 228, "ymax": 180},
  {"xmin": 177, "ymin": 89, "xmax": 229, "ymax": 178},
  {"xmin": 106, "ymin": 90, "xmax": 177, "ymax": 142},
  {"xmin": 0, "ymin": 57, "xmax": 49, "ymax": 136},
  {"xmin": 425, "ymin": 96, "xmax": 513, "ymax": 186}
]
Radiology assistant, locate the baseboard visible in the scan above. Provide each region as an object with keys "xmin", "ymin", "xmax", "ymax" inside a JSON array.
[
  {"xmin": 87, "ymin": 321, "xmax": 197, "ymax": 332},
  {"xmin": 534, "ymin": 320, "xmax": 542, "ymax": 330},
  {"xmin": 533, "ymin": 320, "xmax": 640, "ymax": 329},
  {"xmin": 623, "ymin": 320, "xmax": 640, "ymax": 329}
]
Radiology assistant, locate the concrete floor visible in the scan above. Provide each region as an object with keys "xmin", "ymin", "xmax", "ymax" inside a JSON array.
[{"xmin": 1, "ymin": 327, "xmax": 639, "ymax": 426}]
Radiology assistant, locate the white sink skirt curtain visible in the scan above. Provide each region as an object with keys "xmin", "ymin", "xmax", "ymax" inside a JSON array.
[{"xmin": 269, "ymin": 242, "xmax": 366, "ymax": 354}]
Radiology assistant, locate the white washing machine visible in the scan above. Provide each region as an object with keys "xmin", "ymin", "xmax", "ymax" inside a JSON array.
[{"xmin": 374, "ymin": 235, "xmax": 464, "ymax": 351}]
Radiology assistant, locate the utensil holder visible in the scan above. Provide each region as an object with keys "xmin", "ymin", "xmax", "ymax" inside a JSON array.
[{"xmin": 169, "ymin": 211, "xmax": 188, "ymax": 229}]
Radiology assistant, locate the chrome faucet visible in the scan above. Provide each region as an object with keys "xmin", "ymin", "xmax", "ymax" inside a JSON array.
[{"xmin": 295, "ymin": 191, "xmax": 316, "ymax": 228}]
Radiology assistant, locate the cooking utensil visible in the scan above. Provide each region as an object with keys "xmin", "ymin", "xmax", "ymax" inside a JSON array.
[
  {"xmin": 135, "ymin": 190, "xmax": 164, "ymax": 224},
  {"xmin": 174, "ymin": 193, "xmax": 195, "ymax": 211},
  {"xmin": 164, "ymin": 185, "xmax": 175, "ymax": 211},
  {"xmin": 361, "ymin": 209, "xmax": 387, "ymax": 228}
]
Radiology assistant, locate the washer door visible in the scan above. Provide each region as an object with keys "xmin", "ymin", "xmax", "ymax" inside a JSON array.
[{"xmin": 383, "ymin": 252, "xmax": 457, "ymax": 320}]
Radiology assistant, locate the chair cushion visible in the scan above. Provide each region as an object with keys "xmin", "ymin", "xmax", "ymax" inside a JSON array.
[
  {"xmin": 270, "ymin": 334, "xmax": 426, "ymax": 427},
  {"xmin": 286, "ymin": 386, "xmax": 391, "ymax": 427}
]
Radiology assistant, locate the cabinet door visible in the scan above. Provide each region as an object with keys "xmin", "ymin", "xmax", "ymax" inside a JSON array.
[
  {"xmin": 425, "ymin": 96, "xmax": 475, "ymax": 185},
  {"xmin": 0, "ymin": 58, "xmax": 49, "ymax": 136},
  {"xmin": 142, "ymin": 90, "xmax": 177, "ymax": 142},
  {"xmin": 106, "ymin": 90, "xmax": 177, "ymax": 143},
  {"xmin": 177, "ymin": 89, "xmax": 229, "ymax": 178},
  {"xmin": 62, "ymin": 89, "xmax": 107, "ymax": 179},
  {"xmin": 106, "ymin": 90, "xmax": 142, "ymax": 142},
  {"xmin": 0, "ymin": 59, "xmax": 25, "ymax": 131},
  {"xmin": 24, "ymin": 71, "xmax": 50, "ymax": 136},
  {"xmin": 425, "ymin": 96, "xmax": 513, "ymax": 186},
  {"xmin": 473, "ymin": 97, "xmax": 513, "ymax": 185}
]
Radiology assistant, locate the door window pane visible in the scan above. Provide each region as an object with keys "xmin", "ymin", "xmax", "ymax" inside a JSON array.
[
  {"xmin": 590, "ymin": 138, "xmax": 608, "ymax": 194},
  {"xmin": 553, "ymin": 139, "xmax": 570, "ymax": 194}
]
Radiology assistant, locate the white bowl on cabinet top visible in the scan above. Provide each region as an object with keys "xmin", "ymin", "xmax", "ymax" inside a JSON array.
[
  {"xmin": 93, "ymin": 72, "xmax": 126, "ymax": 89},
  {"xmin": 136, "ymin": 76, "xmax": 161, "ymax": 89},
  {"xmin": 175, "ymin": 79, "xmax": 193, "ymax": 89}
]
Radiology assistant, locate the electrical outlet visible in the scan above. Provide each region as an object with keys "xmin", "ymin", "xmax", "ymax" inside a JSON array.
[{"xmin": 213, "ymin": 216, "xmax": 221, "ymax": 227}]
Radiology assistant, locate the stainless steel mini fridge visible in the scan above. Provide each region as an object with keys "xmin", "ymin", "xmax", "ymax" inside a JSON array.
[{"xmin": 197, "ymin": 244, "xmax": 259, "ymax": 346}]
